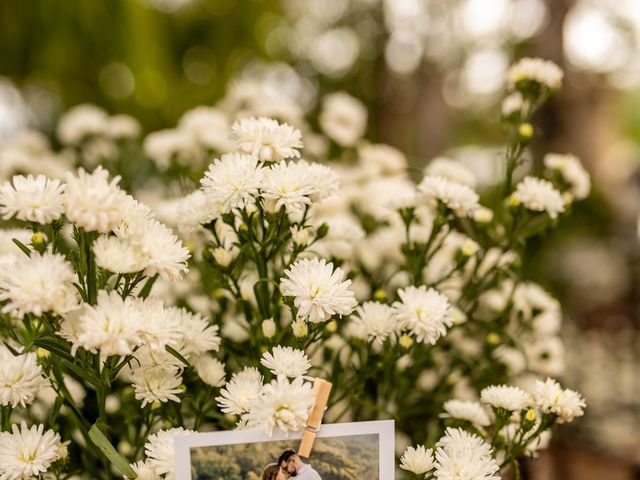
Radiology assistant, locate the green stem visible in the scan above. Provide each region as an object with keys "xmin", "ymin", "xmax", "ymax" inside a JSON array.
[{"xmin": 0, "ymin": 405, "xmax": 12, "ymax": 431}]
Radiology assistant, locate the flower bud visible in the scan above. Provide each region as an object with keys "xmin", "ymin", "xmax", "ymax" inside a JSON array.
[
  {"xmin": 525, "ymin": 408, "xmax": 537, "ymax": 423},
  {"xmin": 31, "ymin": 231, "xmax": 46, "ymax": 247},
  {"xmin": 326, "ymin": 320, "xmax": 338, "ymax": 333},
  {"xmin": 373, "ymin": 289, "xmax": 387, "ymax": 302},
  {"xmin": 291, "ymin": 226, "xmax": 312, "ymax": 247},
  {"xmin": 292, "ymin": 320, "xmax": 308, "ymax": 338},
  {"xmin": 399, "ymin": 334, "xmax": 413, "ymax": 349},
  {"xmin": 473, "ymin": 207, "xmax": 494, "ymax": 223},
  {"xmin": 518, "ymin": 122, "xmax": 534, "ymax": 141},
  {"xmin": 261, "ymin": 318, "xmax": 276, "ymax": 339},
  {"xmin": 213, "ymin": 246, "xmax": 237, "ymax": 268}
]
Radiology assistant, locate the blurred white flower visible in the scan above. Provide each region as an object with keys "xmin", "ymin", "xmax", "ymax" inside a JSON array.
[
  {"xmin": 194, "ymin": 356, "xmax": 226, "ymax": 388},
  {"xmin": 319, "ymin": 92, "xmax": 367, "ymax": 147},
  {"xmin": 544, "ymin": 153, "xmax": 591, "ymax": 200},
  {"xmin": 93, "ymin": 236, "xmax": 146, "ymax": 274},
  {"xmin": 424, "ymin": 158, "xmax": 477, "ymax": 188},
  {"xmin": 508, "ymin": 57, "xmax": 563, "ymax": 90},
  {"xmin": 231, "ymin": 116, "xmax": 303, "ymax": 162},
  {"xmin": 533, "ymin": 377, "xmax": 586, "ymax": 423},
  {"xmin": 351, "ymin": 301, "xmax": 399, "ymax": 346},
  {"xmin": 64, "ymin": 166, "xmax": 128, "ymax": 233},
  {"xmin": 419, "ymin": 175, "xmax": 479, "ymax": 217},
  {"xmin": 441, "ymin": 400, "xmax": 491, "ymax": 428},
  {"xmin": 511, "ymin": 176, "xmax": 565, "ymax": 219}
]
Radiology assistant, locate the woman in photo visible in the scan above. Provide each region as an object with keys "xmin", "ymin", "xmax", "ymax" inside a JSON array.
[{"xmin": 261, "ymin": 463, "xmax": 285, "ymax": 480}]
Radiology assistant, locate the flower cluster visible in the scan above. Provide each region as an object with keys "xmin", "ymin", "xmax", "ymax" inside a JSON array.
[{"xmin": 0, "ymin": 57, "xmax": 589, "ymax": 480}]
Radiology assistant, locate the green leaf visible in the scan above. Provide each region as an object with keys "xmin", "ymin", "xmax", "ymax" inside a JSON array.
[
  {"xmin": 12, "ymin": 238, "xmax": 31, "ymax": 257},
  {"xmin": 88, "ymin": 424, "xmax": 136, "ymax": 478},
  {"xmin": 35, "ymin": 337, "xmax": 74, "ymax": 362},
  {"xmin": 138, "ymin": 273, "xmax": 158, "ymax": 299},
  {"xmin": 165, "ymin": 344, "xmax": 191, "ymax": 368}
]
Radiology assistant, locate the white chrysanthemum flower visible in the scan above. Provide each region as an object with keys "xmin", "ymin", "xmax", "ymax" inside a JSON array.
[
  {"xmin": 543, "ymin": 153, "xmax": 590, "ymax": 200},
  {"xmin": 175, "ymin": 190, "xmax": 217, "ymax": 234},
  {"xmin": 261, "ymin": 161, "xmax": 316, "ymax": 217},
  {"xmin": 135, "ymin": 297, "xmax": 181, "ymax": 352},
  {"xmin": 194, "ymin": 356, "xmax": 226, "ymax": 387},
  {"xmin": 201, "ymin": 152, "xmax": 264, "ymax": 214},
  {"xmin": 75, "ymin": 290, "xmax": 143, "ymax": 356},
  {"xmin": 57, "ymin": 104, "xmax": 109, "ymax": 145},
  {"xmin": 0, "ymin": 174, "xmax": 66, "ymax": 224},
  {"xmin": 0, "ymin": 422, "xmax": 64, "ymax": 480},
  {"xmin": 216, "ymin": 367, "xmax": 264, "ymax": 415},
  {"xmin": 106, "ymin": 114, "xmax": 140, "ymax": 139},
  {"xmin": 512, "ymin": 176, "xmax": 565, "ymax": 219},
  {"xmin": 128, "ymin": 460, "xmax": 162, "ymax": 480},
  {"xmin": 533, "ymin": 377, "xmax": 586, "ymax": 424},
  {"xmin": 93, "ymin": 236, "xmax": 146, "ymax": 274},
  {"xmin": 480, "ymin": 385, "xmax": 531, "ymax": 411},
  {"xmin": 441, "ymin": 400, "xmax": 491, "ymax": 428},
  {"xmin": 243, "ymin": 376, "xmax": 315, "ymax": 436},
  {"xmin": 359, "ymin": 143, "xmax": 407, "ymax": 176},
  {"xmin": 280, "ymin": 257, "xmax": 357, "ymax": 323},
  {"xmin": 231, "ymin": 117, "xmax": 303, "ymax": 162},
  {"xmin": 143, "ymin": 128, "xmax": 201, "ymax": 171},
  {"xmin": 0, "ymin": 251, "xmax": 79, "ymax": 317},
  {"xmin": 124, "ymin": 219, "xmax": 190, "ymax": 281},
  {"xmin": 131, "ymin": 365, "xmax": 182, "ymax": 407},
  {"xmin": 351, "ymin": 302, "xmax": 399, "ymax": 346},
  {"xmin": 418, "ymin": 175, "xmax": 479, "ymax": 217},
  {"xmin": 425, "ymin": 158, "xmax": 476, "ymax": 188},
  {"xmin": 145, "ymin": 427, "xmax": 195, "ymax": 480},
  {"xmin": 508, "ymin": 57, "xmax": 563, "ymax": 90},
  {"xmin": 434, "ymin": 428, "xmax": 500, "ymax": 480},
  {"xmin": 393, "ymin": 286, "xmax": 452, "ymax": 345},
  {"xmin": 319, "ymin": 92, "xmax": 367, "ymax": 147},
  {"xmin": 0, "ymin": 346, "xmax": 49, "ymax": 408},
  {"xmin": 64, "ymin": 166, "xmax": 128, "ymax": 233},
  {"xmin": 179, "ymin": 106, "xmax": 230, "ymax": 151},
  {"xmin": 304, "ymin": 161, "xmax": 341, "ymax": 202},
  {"xmin": 400, "ymin": 445, "xmax": 435, "ymax": 476},
  {"xmin": 261, "ymin": 346, "xmax": 311, "ymax": 378},
  {"xmin": 170, "ymin": 307, "xmax": 220, "ymax": 358}
]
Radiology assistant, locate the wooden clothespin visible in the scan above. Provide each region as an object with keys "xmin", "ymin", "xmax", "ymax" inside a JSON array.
[{"xmin": 298, "ymin": 378, "xmax": 332, "ymax": 458}]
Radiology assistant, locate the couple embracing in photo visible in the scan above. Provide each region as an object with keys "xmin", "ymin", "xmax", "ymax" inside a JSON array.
[{"xmin": 261, "ymin": 449, "xmax": 321, "ymax": 480}]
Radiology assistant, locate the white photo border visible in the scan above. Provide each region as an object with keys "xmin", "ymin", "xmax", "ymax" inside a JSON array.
[{"xmin": 175, "ymin": 420, "xmax": 395, "ymax": 479}]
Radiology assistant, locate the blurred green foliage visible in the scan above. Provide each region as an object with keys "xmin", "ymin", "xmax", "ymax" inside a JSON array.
[{"xmin": 0, "ymin": 0, "xmax": 280, "ymax": 131}]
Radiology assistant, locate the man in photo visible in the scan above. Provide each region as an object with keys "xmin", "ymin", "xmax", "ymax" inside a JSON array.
[{"xmin": 278, "ymin": 449, "xmax": 322, "ymax": 479}]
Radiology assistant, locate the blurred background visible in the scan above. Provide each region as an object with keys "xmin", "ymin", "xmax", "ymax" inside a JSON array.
[{"xmin": 1, "ymin": 0, "xmax": 639, "ymax": 478}]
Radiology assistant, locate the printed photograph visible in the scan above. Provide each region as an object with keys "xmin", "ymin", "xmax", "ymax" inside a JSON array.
[
  {"xmin": 175, "ymin": 421, "xmax": 395, "ymax": 480},
  {"xmin": 190, "ymin": 434, "xmax": 378, "ymax": 480}
]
